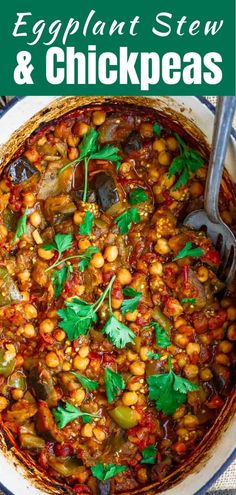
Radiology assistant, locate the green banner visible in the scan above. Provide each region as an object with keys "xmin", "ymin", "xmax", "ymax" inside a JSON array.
[{"xmin": 0, "ymin": 0, "xmax": 235, "ymax": 95}]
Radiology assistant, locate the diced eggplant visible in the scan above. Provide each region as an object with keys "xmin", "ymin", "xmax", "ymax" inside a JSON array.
[
  {"xmin": 98, "ymin": 480, "xmax": 111, "ymax": 495},
  {"xmin": 6, "ymin": 157, "xmax": 38, "ymax": 184},
  {"xmin": 3, "ymin": 208, "xmax": 19, "ymax": 231},
  {"xmin": 48, "ymin": 456, "xmax": 83, "ymax": 477},
  {"xmin": 20, "ymin": 433, "xmax": 45, "ymax": 450},
  {"xmin": 123, "ymin": 130, "xmax": 142, "ymax": 154},
  {"xmin": 92, "ymin": 172, "xmax": 120, "ymax": 212},
  {"xmin": 73, "ymin": 188, "xmax": 97, "ymax": 204},
  {"xmin": 0, "ymin": 266, "xmax": 22, "ymax": 307},
  {"xmin": 98, "ymin": 117, "xmax": 133, "ymax": 144},
  {"xmin": 29, "ymin": 366, "xmax": 58, "ymax": 407},
  {"xmin": 212, "ymin": 364, "xmax": 230, "ymax": 395},
  {"xmin": 35, "ymin": 401, "xmax": 63, "ymax": 442},
  {"xmin": 43, "ymin": 195, "xmax": 76, "ymax": 224}
]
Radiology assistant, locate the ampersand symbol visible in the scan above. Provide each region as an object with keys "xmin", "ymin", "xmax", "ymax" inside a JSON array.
[{"xmin": 14, "ymin": 51, "xmax": 34, "ymax": 85}]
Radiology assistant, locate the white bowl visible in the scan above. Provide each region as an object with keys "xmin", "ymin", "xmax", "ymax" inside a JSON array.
[{"xmin": 0, "ymin": 96, "xmax": 235, "ymax": 495}]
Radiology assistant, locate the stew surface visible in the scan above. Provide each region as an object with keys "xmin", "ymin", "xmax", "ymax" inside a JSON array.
[{"xmin": 0, "ymin": 103, "xmax": 235, "ymax": 495}]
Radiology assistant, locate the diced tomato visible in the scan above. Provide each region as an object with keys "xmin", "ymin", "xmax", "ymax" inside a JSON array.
[
  {"xmin": 202, "ymin": 249, "xmax": 221, "ymax": 266},
  {"xmin": 208, "ymin": 309, "xmax": 227, "ymax": 330},
  {"xmin": 192, "ymin": 312, "xmax": 209, "ymax": 333},
  {"xmin": 172, "ymin": 442, "xmax": 187, "ymax": 455},
  {"xmin": 54, "ymin": 442, "xmax": 73, "ymax": 457},
  {"xmin": 88, "ymin": 351, "xmax": 103, "ymax": 361},
  {"xmin": 206, "ymin": 396, "xmax": 224, "ymax": 409},
  {"xmin": 111, "ymin": 279, "xmax": 123, "ymax": 299},
  {"xmin": 103, "ymin": 270, "xmax": 115, "ymax": 283},
  {"xmin": 72, "ymin": 486, "xmax": 92, "ymax": 495}
]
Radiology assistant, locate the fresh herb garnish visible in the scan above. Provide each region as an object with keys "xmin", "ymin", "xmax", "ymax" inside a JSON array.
[
  {"xmin": 115, "ymin": 207, "xmax": 140, "ymax": 235},
  {"xmin": 91, "ymin": 463, "xmax": 127, "ymax": 481},
  {"xmin": 13, "ymin": 209, "xmax": 28, "ymax": 242},
  {"xmin": 52, "ymin": 402, "xmax": 100, "ymax": 428},
  {"xmin": 173, "ymin": 241, "xmax": 204, "ymax": 261},
  {"xmin": 103, "ymin": 315, "xmax": 135, "ymax": 349},
  {"xmin": 141, "ymin": 445, "xmax": 157, "ymax": 464},
  {"xmin": 147, "ymin": 357, "xmax": 199, "ymax": 415},
  {"xmin": 59, "ymin": 128, "xmax": 121, "ymax": 201},
  {"xmin": 78, "ymin": 246, "xmax": 100, "ymax": 272},
  {"xmin": 71, "ymin": 372, "xmax": 98, "ymax": 391},
  {"xmin": 79, "ymin": 211, "xmax": 94, "ymax": 235},
  {"xmin": 147, "ymin": 351, "xmax": 161, "ymax": 360},
  {"xmin": 181, "ymin": 297, "xmax": 196, "ymax": 304},
  {"xmin": 121, "ymin": 287, "xmax": 142, "ymax": 314},
  {"xmin": 145, "ymin": 321, "xmax": 171, "ymax": 348},
  {"xmin": 153, "ymin": 123, "xmax": 162, "ymax": 136},
  {"xmin": 104, "ymin": 367, "xmax": 125, "ymax": 403},
  {"xmin": 129, "ymin": 188, "xmax": 148, "ymax": 205},
  {"xmin": 57, "ymin": 275, "xmax": 115, "ymax": 341},
  {"xmin": 44, "ymin": 233, "xmax": 73, "ymax": 271},
  {"xmin": 168, "ymin": 133, "xmax": 204, "ymax": 191},
  {"xmin": 52, "ymin": 265, "xmax": 73, "ymax": 297}
]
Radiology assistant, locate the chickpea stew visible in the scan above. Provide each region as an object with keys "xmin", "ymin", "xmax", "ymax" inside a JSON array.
[{"xmin": 0, "ymin": 103, "xmax": 235, "ymax": 495}]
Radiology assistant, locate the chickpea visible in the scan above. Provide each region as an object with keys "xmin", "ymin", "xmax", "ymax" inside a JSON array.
[
  {"xmin": 54, "ymin": 329, "xmax": 66, "ymax": 342},
  {"xmin": 0, "ymin": 225, "xmax": 8, "ymax": 240},
  {"xmin": 90, "ymin": 253, "xmax": 104, "ymax": 269},
  {"xmin": 73, "ymin": 122, "xmax": 90, "ymax": 137},
  {"xmin": 174, "ymin": 318, "xmax": 188, "ymax": 329},
  {"xmin": 62, "ymin": 361, "xmax": 72, "ymax": 371},
  {"xmin": 18, "ymin": 271, "xmax": 31, "ymax": 284},
  {"xmin": 158, "ymin": 151, "xmax": 171, "ymax": 167},
  {"xmin": 172, "ymin": 404, "xmax": 186, "ymax": 420},
  {"xmin": 93, "ymin": 427, "xmax": 106, "ymax": 442},
  {"xmin": 119, "ymin": 162, "xmax": 132, "ymax": 175},
  {"xmin": 166, "ymin": 136, "xmax": 178, "ymax": 151},
  {"xmin": 186, "ymin": 343, "xmax": 200, "ymax": 356},
  {"xmin": 125, "ymin": 310, "xmax": 138, "ymax": 322},
  {"xmin": 139, "ymin": 346, "xmax": 149, "ymax": 361},
  {"xmin": 40, "ymin": 318, "xmax": 54, "ymax": 334},
  {"xmin": 0, "ymin": 179, "xmax": 10, "ymax": 193},
  {"xmin": 184, "ymin": 364, "xmax": 199, "ymax": 379},
  {"xmin": 140, "ymin": 122, "xmax": 153, "ymax": 138},
  {"xmin": 73, "ymin": 356, "xmax": 89, "ymax": 371},
  {"xmin": 215, "ymin": 354, "xmax": 230, "ymax": 366},
  {"xmin": 45, "ymin": 352, "xmax": 60, "ymax": 368},
  {"xmin": 113, "ymin": 310, "xmax": 122, "ymax": 321},
  {"xmin": 127, "ymin": 350, "xmax": 138, "ymax": 362},
  {"xmin": 221, "ymin": 297, "xmax": 231, "ymax": 309},
  {"xmin": 38, "ymin": 247, "xmax": 54, "ymax": 260},
  {"xmin": 148, "ymin": 165, "xmax": 160, "ymax": 182},
  {"xmin": 68, "ymin": 147, "xmax": 79, "ymax": 161},
  {"xmin": 20, "ymin": 291, "xmax": 30, "ymax": 301},
  {"xmin": 23, "ymin": 192, "xmax": 36, "ymax": 208},
  {"xmin": 174, "ymin": 334, "xmax": 189, "ymax": 349},
  {"xmin": 127, "ymin": 377, "xmax": 143, "ymax": 391},
  {"xmin": 176, "ymin": 353, "xmax": 189, "ymax": 368},
  {"xmin": 92, "ymin": 110, "xmax": 106, "ymax": 126},
  {"xmin": 71, "ymin": 388, "xmax": 86, "ymax": 405},
  {"xmin": 218, "ymin": 340, "xmax": 233, "ymax": 353},
  {"xmin": 78, "ymin": 345, "xmax": 90, "ymax": 358},
  {"xmin": 81, "ymin": 423, "xmax": 93, "ymax": 437},
  {"xmin": 111, "ymin": 298, "xmax": 122, "ymax": 309},
  {"xmin": 67, "ymin": 134, "xmax": 79, "ymax": 147},
  {"xmin": 154, "ymin": 238, "xmax": 170, "ymax": 255},
  {"xmin": 153, "ymin": 138, "xmax": 166, "ymax": 152},
  {"xmin": 29, "ymin": 211, "xmax": 41, "ymax": 228},
  {"xmin": 150, "ymin": 261, "xmax": 163, "ymax": 276},
  {"xmin": 199, "ymin": 333, "xmax": 211, "ymax": 345},
  {"xmin": 0, "ymin": 396, "xmax": 8, "ymax": 411},
  {"xmin": 24, "ymin": 303, "xmax": 38, "ymax": 320},
  {"xmin": 200, "ymin": 368, "xmax": 213, "ymax": 381},
  {"xmin": 137, "ymin": 467, "xmax": 148, "ymax": 483},
  {"xmin": 227, "ymin": 324, "xmax": 236, "ymax": 341},
  {"xmin": 176, "ymin": 427, "xmax": 189, "ymax": 438},
  {"xmin": 11, "ymin": 389, "xmax": 24, "ymax": 400},
  {"xmin": 73, "ymin": 211, "xmax": 83, "ymax": 225},
  {"xmin": 117, "ymin": 268, "xmax": 132, "ymax": 285},
  {"xmin": 23, "ymin": 323, "xmax": 36, "ymax": 338},
  {"xmin": 122, "ymin": 391, "xmax": 138, "ymax": 406},
  {"xmin": 130, "ymin": 361, "xmax": 145, "ymax": 376},
  {"xmin": 183, "ymin": 414, "xmax": 199, "ymax": 429},
  {"xmin": 197, "ymin": 266, "xmax": 209, "ymax": 283},
  {"xmin": 189, "ymin": 182, "xmax": 204, "ymax": 198},
  {"xmin": 104, "ymin": 246, "xmax": 118, "ymax": 263},
  {"xmin": 227, "ymin": 306, "xmax": 236, "ymax": 321}
]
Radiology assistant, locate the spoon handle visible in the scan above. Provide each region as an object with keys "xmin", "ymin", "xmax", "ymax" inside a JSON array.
[{"xmin": 205, "ymin": 96, "xmax": 236, "ymax": 223}]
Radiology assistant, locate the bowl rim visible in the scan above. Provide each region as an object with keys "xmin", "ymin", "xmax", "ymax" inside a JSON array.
[{"xmin": 0, "ymin": 95, "xmax": 235, "ymax": 495}]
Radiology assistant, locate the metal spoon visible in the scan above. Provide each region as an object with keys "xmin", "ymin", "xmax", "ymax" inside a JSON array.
[{"xmin": 184, "ymin": 96, "xmax": 236, "ymax": 285}]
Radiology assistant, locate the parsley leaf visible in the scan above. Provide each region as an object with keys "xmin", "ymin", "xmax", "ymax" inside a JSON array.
[
  {"xmin": 78, "ymin": 246, "xmax": 99, "ymax": 271},
  {"xmin": 147, "ymin": 358, "xmax": 199, "ymax": 415},
  {"xmin": 91, "ymin": 463, "xmax": 127, "ymax": 481},
  {"xmin": 181, "ymin": 298, "xmax": 196, "ymax": 304},
  {"xmin": 79, "ymin": 211, "xmax": 94, "ymax": 235},
  {"xmin": 52, "ymin": 265, "xmax": 73, "ymax": 297},
  {"xmin": 103, "ymin": 315, "xmax": 135, "ymax": 348},
  {"xmin": 71, "ymin": 372, "xmax": 98, "ymax": 391},
  {"xmin": 43, "ymin": 233, "xmax": 73, "ymax": 255},
  {"xmin": 13, "ymin": 209, "xmax": 28, "ymax": 242},
  {"xmin": 52, "ymin": 402, "xmax": 100, "ymax": 428},
  {"xmin": 79, "ymin": 127, "xmax": 98, "ymax": 160},
  {"xmin": 121, "ymin": 287, "xmax": 142, "ymax": 314},
  {"xmin": 90, "ymin": 144, "xmax": 121, "ymax": 166},
  {"xmin": 173, "ymin": 241, "xmax": 204, "ymax": 261},
  {"xmin": 147, "ymin": 351, "xmax": 161, "ymax": 360},
  {"xmin": 129, "ymin": 188, "xmax": 148, "ymax": 205},
  {"xmin": 141, "ymin": 445, "xmax": 157, "ymax": 464},
  {"xmin": 104, "ymin": 367, "xmax": 125, "ymax": 403},
  {"xmin": 153, "ymin": 123, "xmax": 162, "ymax": 136},
  {"xmin": 115, "ymin": 207, "xmax": 140, "ymax": 235},
  {"xmin": 168, "ymin": 134, "xmax": 204, "ymax": 191},
  {"xmin": 146, "ymin": 321, "xmax": 171, "ymax": 348}
]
